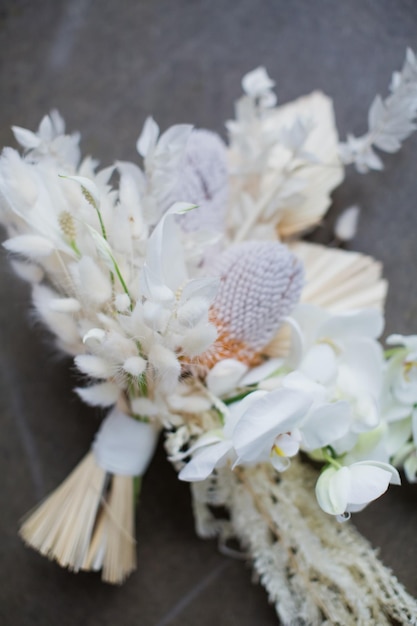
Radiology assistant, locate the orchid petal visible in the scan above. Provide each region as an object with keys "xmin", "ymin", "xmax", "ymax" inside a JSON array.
[
  {"xmin": 316, "ymin": 467, "xmax": 349, "ymax": 516},
  {"xmin": 301, "ymin": 401, "xmax": 351, "ymax": 450},
  {"xmin": 240, "ymin": 358, "xmax": 284, "ymax": 387},
  {"xmin": 233, "ymin": 388, "xmax": 311, "ymax": 464},
  {"xmin": 347, "ymin": 464, "xmax": 395, "ymax": 505},
  {"xmin": 178, "ymin": 440, "xmax": 233, "ymax": 482},
  {"xmin": 301, "ymin": 343, "xmax": 337, "ymax": 386},
  {"xmin": 320, "ymin": 309, "xmax": 384, "ymax": 342},
  {"xmin": 206, "ymin": 359, "xmax": 248, "ymax": 396}
]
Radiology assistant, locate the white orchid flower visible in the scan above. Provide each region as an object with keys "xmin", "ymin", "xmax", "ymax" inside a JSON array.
[
  {"xmin": 178, "ymin": 388, "xmax": 311, "ymax": 481},
  {"xmin": 282, "ymin": 372, "xmax": 351, "ymax": 451},
  {"xmin": 292, "ymin": 305, "xmax": 384, "ymax": 436},
  {"xmin": 176, "ymin": 397, "xmax": 245, "ymax": 481},
  {"xmin": 315, "ymin": 460, "xmax": 400, "ymax": 520},
  {"xmin": 385, "ymin": 334, "xmax": 417, "ymax": 408},
  {"xmin": 231, "ymin": 388, "xmax": 311, "ymax": 467}
]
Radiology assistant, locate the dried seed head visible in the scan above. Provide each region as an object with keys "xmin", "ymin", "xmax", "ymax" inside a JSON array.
[
  {"xmin": 58, "ymin": 210, "xmax": 77, "ymax": 241},
  {"xmin": 201, "ymin": 241, "xmax": 304, "ymax": 367}
]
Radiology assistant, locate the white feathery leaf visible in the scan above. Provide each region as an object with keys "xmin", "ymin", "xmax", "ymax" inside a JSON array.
[
  {"xmin": 136, "ymin": 116, "xmax": 160, "ymax": 157},
  {"xmin": 340, "ymin": 48, "xmax": 417, "ymax": 172},
  {"xmin": 12, "ymin": 126, "xmax": 41, "ymax": 149}
]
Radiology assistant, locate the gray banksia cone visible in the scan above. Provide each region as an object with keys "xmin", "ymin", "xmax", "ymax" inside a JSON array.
[{"xmin": 201, "ymin": 241, "xmax": 304, "ymax": 367}]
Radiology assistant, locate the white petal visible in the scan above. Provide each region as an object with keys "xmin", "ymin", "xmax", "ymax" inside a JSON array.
[
  {"xmin": 347, "ymin": 463, "xmax": 395, "ymax": 505},
  {"xmin": 178, "ymin": 440, "xmax": 233, "ymax": 482},
  {"xmin": 283, "ymin": 316, "xmax": 304, "ymax": 369},
  {"xmin": 320, "ymin": 309, "xmax": 384, "ymax": 342},
  {"xmin": 270, "ymin": 453, "xmax": 291, "ymax": 472},
  {"xmin": 136, "ymin": 116, "xmax": 160, "ymax": 157},
  {"xmin": 239, "ymin": 358, "xmax": 284, "ymax": 387},
  {"xmin": 404, "ymin": 453, "xmax": 417, "ymax": 483},
  {"xmin": 301, "ymin": 401, "xmax": 351, "ymax": 450},
  {"xmin": 315, "ymin": 467, "xmax": 349, "ymax": 516},
  {"xmin": 350, "ymin": 460, "xmax": 401, "ymax": 486},
  {"xmin": 233, "ymin": 388, "xmax": 311, "ymax": 464},
  {"xmin": 301, "ymin": 343, "xmax": 337, "ymax": 385},
  {"xmin": 386, "ymin": 334, "xmax": 417, "ymax": 350},
  {"xmin": 206, "ymin": 359, "xmax": 248, "ymax": 396},
  {"xmin": 340, "ymin": 338, "xmax": 383, "ymax": 398},
  {"xmin": 274, "ymin": 432, "xmax": 300, "ymax": 458},
  {"xmin": 12, "ymin": 126, "xmax": 41, "ymax": 149}
]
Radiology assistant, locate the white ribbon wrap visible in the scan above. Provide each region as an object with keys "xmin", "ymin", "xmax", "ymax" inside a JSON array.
[{"xmin": 92, "ymin": 409, "xmax": 159, "ymax": 476}]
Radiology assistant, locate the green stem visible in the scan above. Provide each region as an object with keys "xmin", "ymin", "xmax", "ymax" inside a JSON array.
[
  {"xmin": 224, "ymin": 388, "xmax": 256, "ymax": 405},
  {"xmin": 322, "ymin": 450, "xmax": 343, "ymax": 470}
]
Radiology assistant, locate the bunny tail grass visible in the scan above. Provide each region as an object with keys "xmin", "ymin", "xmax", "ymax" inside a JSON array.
[{"xmin": 19, "ymin": 452, "xmax": 136, "ymax": 584}]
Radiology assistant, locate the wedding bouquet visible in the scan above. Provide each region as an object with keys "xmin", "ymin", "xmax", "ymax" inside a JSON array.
[{"xmin": 1, "ymin": 50, "xmax": 417, "ymax": 625}]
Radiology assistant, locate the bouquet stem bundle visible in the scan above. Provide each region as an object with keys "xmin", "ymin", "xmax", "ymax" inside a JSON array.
[{"xmin": 20, "ymin": 451, "xmax": 136, "ymax": 584}]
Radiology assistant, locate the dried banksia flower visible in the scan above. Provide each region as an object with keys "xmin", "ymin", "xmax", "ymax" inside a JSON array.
[
  {"xmin": 201, "ymin": 241, "xmax": 304, "ymax": 367},
  {"xmin": 173, "ymin": 129, "xmax": 229, "ymax": 233}
]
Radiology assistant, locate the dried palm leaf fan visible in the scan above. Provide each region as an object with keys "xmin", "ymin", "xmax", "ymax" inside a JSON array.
[
  {"xmin": 265, "ymin": 242, "xmax": 388, "ymax": 359},
  {"xmin": 20, "ymin": 401, "xmax": 159, "ymax": 583}
]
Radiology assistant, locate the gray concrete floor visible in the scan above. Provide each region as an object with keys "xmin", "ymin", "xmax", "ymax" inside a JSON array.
[{"xmin": 1, "ymin": 1, "xmax": 417, "ymax": 624}]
